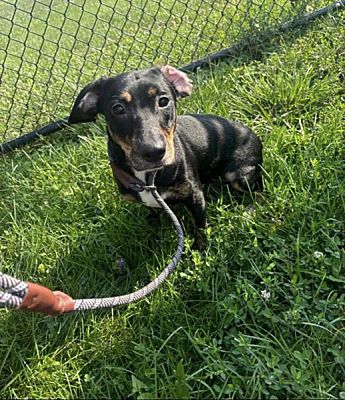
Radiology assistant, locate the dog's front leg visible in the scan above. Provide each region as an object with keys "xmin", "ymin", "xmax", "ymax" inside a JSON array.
[{"xmin": 185, "ymin": 189, "xmax": 207, "ymax": 251}]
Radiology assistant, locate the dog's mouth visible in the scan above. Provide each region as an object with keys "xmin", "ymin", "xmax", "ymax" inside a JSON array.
[
  {"xmin": 130, "ymin": 157, "xmax": 166, "ymax": 172},
  {"xmin": 131, "ymin": 143, "xmax": 175, "ymax": 171}
]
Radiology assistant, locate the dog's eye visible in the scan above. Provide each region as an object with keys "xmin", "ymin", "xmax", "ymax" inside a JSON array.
[
  {"xmin": 158, "ymin": 97, "xmax": 170, "ymax": 108},
  {"xmin": 112, "ymin": 104, "xmax": 125, "ymax": 115}
]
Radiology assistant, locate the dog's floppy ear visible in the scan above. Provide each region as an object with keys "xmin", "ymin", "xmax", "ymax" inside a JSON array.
[
  {"xmin": 68, "ymin": 77, "xmax": 108, "ymax": 124},
  {"xmin": 160, "ymin": 65, "xmax": 193, "ymax": 98}
]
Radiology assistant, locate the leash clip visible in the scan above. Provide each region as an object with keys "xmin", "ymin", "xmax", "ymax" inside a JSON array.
[
  {"xmin": 129, "ymin": 182, "xmax": 157, "ymax": 192},
  {"xmin": 143, "ymin": 184, "xmax": 157, "ymax": 192}
]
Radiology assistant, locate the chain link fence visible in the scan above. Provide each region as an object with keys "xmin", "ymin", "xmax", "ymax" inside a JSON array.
[{"xmin": 0, "ymin": 0, "xmax": 338, "ymax": 142}]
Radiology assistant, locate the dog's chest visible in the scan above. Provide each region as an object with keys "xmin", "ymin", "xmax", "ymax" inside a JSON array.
[
  {"xmin": 133, "ymin": 170, "xmax": 161, "ymax": 208},
  {"xmin": 133, "ymin": 170, "xmax": 190, "ymax": 208}
]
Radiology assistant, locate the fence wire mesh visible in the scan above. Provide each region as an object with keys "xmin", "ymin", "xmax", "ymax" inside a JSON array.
[{"xmin": 0, "ymin": 0, "xmax": 333, "ymax": 141}]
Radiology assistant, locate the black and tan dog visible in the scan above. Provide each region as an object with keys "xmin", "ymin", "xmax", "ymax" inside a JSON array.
[{"xmin": 68, "ymin": 66, "xmax": 263, "ymax": 249}]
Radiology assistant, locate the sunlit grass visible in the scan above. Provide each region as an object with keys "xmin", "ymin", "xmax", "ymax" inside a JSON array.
[{"xmin": 0, "ymin": 9, "xmax": 344, "ymax": 400}]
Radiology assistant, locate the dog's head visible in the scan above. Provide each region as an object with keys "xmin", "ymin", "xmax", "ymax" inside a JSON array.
[{"xmin": 68, "ymin": 66, "xmax": 193, "ymax": 171}]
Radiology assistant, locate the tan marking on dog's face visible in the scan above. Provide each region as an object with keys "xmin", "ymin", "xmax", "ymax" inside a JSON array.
[
  {"xmin": 161, "ymin": 125, "xmax": 176, "ymax": 165},
  {"xmin": 147, "ymin": 87, "xmax": 158, "ymax": 97},
  {"xmin": 120, "ymin": 91, "xmax": 132, "ymax": 102},
  {"xmin": 108, "ymin": 126, "xmax": 132, "ymax": 157}
]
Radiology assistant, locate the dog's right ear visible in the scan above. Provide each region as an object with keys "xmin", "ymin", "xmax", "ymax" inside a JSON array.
[
  {"xmin": 68, "ymin": 77, "xmax": 108, "ymax": 124},
  {"xmin": 160, "ymin": 65, "xmax": 193, "ymax": 98}
]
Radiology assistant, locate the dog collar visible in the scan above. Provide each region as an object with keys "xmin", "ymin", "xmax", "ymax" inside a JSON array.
[{"xmin": 109, "ymin": 161, "xmax": 156, "ymax": 193}]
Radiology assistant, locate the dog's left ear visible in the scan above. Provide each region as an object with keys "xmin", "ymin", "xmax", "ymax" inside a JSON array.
[
  {"xmin": 161, "ymin": 65, "xmax": 193, "ymax": 98},
  {"xmin": 68, "ymin": 77, "xmax": 108, "ymax": 124}
]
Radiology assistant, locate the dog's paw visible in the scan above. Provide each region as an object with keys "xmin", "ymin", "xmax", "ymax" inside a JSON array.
[{"xmin": 191, "ymin": 230, "xmax": 207, "ymax": 252}]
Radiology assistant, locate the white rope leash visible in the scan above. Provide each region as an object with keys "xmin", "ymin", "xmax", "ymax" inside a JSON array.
[
  {"xmin": 0, "ymin": 172, "xmax": 184, "ymax": 313},
  {"xmin": 0, "ymin": 273, "xmax": 28, "ymax": 309}
]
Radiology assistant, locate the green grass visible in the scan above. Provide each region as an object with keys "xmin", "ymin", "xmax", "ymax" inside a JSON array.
[{"xmin": 1, "ymin": 8, "xmax": 345, "ymax": 400}]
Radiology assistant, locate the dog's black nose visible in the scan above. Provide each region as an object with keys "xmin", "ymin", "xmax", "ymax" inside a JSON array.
[{"xmin": 141, "ymin": 144, "xmax": 166, "ymax": 163}]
